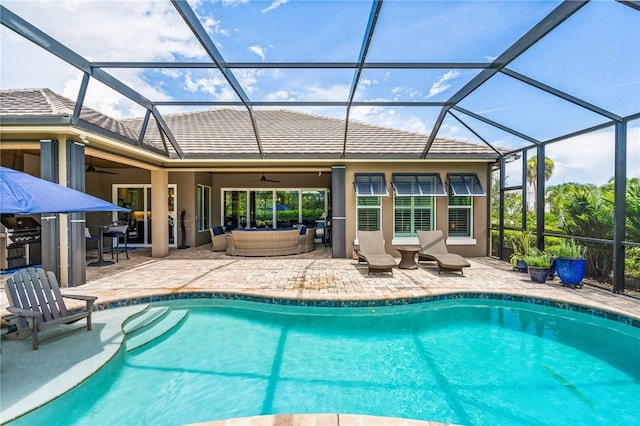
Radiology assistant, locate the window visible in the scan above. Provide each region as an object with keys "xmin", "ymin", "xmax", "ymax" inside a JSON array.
[
  {"xmin": 392, "ymin": 174, "xmax": 445, "ymax": 237},
  {"xmin": 197, "ymin": 185, "xmax": 211, "ymax": 231},
  {"xmin": 354, "ymin": 173, "xmax": 389, "ymax": 196},
  {"xmin": 357, "ymin": 196, "xmax": 381, "ymax": 231},
  {"xmin": 447, "ymin": 173, "xmax": 485, "ymax": 238},
  {"xmin": 355, "ymin": 173, "xmax": 388, "ymax": 231}
]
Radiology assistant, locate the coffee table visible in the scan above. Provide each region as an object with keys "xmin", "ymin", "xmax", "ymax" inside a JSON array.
[{"xmin": 394, "ymin": 245, "xmax": 420, "ymax": 269}]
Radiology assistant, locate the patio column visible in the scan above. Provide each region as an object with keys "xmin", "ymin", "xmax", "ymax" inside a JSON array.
[
  {"xmin": 66, "ymin": 140, "xmax": 87, "ymax": 287},
  {"xmin": 151, "ymin": 170, "xmax": 169, "ymax": 258},
  {"xmin": 40, "ymin": 140, "xmax": 60, "ymax": 280},
  {"xmin": 331, "ymin": 166, "xmax": 346, "ymax": 258}
]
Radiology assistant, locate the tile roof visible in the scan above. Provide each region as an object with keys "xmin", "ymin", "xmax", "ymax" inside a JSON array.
[
  {"xmin": 2, "ymin": 89, "xmax": 500, "ymax": 160},
  {"xmin": 0, "ymin": 88, "xmax": 142, "ymax": 143}
]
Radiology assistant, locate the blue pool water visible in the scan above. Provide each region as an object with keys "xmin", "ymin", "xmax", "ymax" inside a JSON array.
[{"xmin": 10, "ymin": 299, "xmax": 640, "ymax": 425}]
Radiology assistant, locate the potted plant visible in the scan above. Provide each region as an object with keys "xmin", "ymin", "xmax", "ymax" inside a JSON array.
[
  {"xmin": 509, "ymin": 230, "xmax": 532, "ymax": 273},
  {"xmin": 545, "ymin": 244, "xmax": 562, "ymax": 281},
  {"xmin": 555, "ymin": 239, "xmax": 587, "ymax": 288},
  {"xmin": 524, "ymin": 251, "xmax": 552, "ymax": 283}
]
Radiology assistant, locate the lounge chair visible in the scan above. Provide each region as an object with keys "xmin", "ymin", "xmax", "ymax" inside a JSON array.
[
  {"xmin": 356, "ymin": 230, "xmax": 397, "ymax": 276},
  {"xmin": 5, "ymin": 267, "xmax": 97, "ymax": 350},
  {"xmin": 417, "ymin": 230, "xmax": 470, "ymax": 275}
]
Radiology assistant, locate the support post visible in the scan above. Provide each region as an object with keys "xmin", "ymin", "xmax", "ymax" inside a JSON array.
[
  {"xmin": 151, "ymin": 170, "xmax": 169, "ymax": 258},
  {"xmin": 498, "ymin": 158, "xmax": 506, "ymax": 259},
  {"xmin": 66, "ymin": 140, "xmax": 86, "ymax": 287},
  {"xmin": 331, "ymin": 166, "xmax": 346, "ymax": 258},
  {"xmin": 612, "ymin": 121, "xmax": 627, "ymax": 293},
  {"xmin": 40, "ymin": 140, "xmax": 60, "ymax": 279},
  {"xmin": 536, "ymin": 144, "xmax": 545, "ymax": 251}
]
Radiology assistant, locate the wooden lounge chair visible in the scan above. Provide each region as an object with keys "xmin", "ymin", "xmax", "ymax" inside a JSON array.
[
  {"xmin": 357, "ymin": 230, "xmax": 397, "ymax": 276},
  {"xmin": 417, "ymin": 230, "xmax": 470, "ymax": 275},
  {"xmin": 5, "ymin": 267, "xmax": 97, "ymax": 350}
]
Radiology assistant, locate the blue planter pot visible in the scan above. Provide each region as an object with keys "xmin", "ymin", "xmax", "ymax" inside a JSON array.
[
  {"xmin": 547, "ymin": 257, "xmax": 557, "ymax": 280},
  {"xmin": 556, "ymin": 258, "xmax": 586, "ymax": 288},
  {"xmin": 514, "ymin": 259, "xmax": 528, "ymax": 273},
  {"xmin": 528, "ymin": 266, "xmax": 549, "ymax": 283}
]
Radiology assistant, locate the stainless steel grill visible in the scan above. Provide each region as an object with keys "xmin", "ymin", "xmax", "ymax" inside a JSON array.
[{"xmin": 0, "ymin": 215, "xmax": 41, "ymax": 270}]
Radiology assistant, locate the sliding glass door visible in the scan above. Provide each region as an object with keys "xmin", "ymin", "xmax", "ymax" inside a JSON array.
[
  {"xmin": 223, "ymin": 188, "xmax": 329, "ymax": 229},
  {"xmin": 113, "ymin": 184, "xmax": 177, "ymax": 247}
]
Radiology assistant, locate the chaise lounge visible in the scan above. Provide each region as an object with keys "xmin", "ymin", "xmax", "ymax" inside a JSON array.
[
  {"xmin": 356, "ymin": 230, "xmax": 397, "ymax": 276},
  {"xmin": 417, "ymin": 230, "xmax": 470, "ymax": 275}
]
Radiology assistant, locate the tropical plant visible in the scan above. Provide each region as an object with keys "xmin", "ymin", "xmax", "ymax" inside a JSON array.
[
  {"xmin": 557, "ymin": 238, "xmax": 586, "ymax": 259},
  {"xmin": 509, "ymin": 230, "xmax": 533, "ymax": 267},
  {"xmin": 560, "ymin": 183, "xmax": 613, "ymax": 280},
  {"xmin": 527, "ymin": 156, "xmax": 555, "ymax": 210}
]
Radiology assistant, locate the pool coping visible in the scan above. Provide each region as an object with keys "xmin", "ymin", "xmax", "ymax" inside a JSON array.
[{"xmin": 93, "ymin": 290, "xmax": 640, "ymax": 328}]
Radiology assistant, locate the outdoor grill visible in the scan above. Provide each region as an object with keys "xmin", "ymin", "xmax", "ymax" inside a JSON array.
[{"xmin": 0, "ymin": 215, "xmax": 41, "ymax": 270}]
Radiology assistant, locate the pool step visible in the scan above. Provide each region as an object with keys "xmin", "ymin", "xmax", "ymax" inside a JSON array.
[
  {"xmin": 125, "ymin": 308, "xmax": 189, "ymax": 352},
  {"xmin": 123, "ymin": 306, "xmax": 170, "ymax": 335}
]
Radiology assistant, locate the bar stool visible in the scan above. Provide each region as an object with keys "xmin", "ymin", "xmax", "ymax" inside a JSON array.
[
  {"xmin": 103, "ymin": 222, "xmax": 130, "ymax": 262},
  {"xmin": 85, "ymin": 227, "xmax": 101, "ymax": 260}
]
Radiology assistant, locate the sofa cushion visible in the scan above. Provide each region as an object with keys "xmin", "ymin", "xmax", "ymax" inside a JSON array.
[{"xmin": 213, "ymin": 226, "xmax": 225, "ymax": 236}]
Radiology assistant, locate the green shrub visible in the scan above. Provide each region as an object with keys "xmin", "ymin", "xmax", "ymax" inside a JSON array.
[
  {"xmin": 524, "ymin": 253, "xmax": 551, "ymax": 268},
  {"xmin": 557, "ymin": 239, "xmax": 586, "ymax": 259}
]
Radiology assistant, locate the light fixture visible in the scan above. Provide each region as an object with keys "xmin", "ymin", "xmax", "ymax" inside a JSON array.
[{"xmin": 503, "ymin": 153, "xmax": 521, "ymax": 163}]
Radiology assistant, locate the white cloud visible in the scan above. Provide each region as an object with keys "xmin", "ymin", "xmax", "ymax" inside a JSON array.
[
  {"xmin": 428, "ymin": 70, "xmax": 460, "ymax": 98},
  {"xmin": 220, "ymin": 0, "xmax": 249, "ymax": 6},
  {"xmin": 184, "ymin": 72, "xmax": 225, "ymax": 93},
  {"xmin": 248, "ymin": 45, "xmax": 266, "ymax": 61},
  {"xmin": 62, "ymin": 74, "xmax": 147, "ymax": 120},
  {"xmin": 349, "ymin": 106, "xmax": 432, "ymax": 135},
  {"xmin": 1, "ymin": 1, "xmax": 213, "ymax": 117},
  {"xmin": 266, "ymin": 90, "xmax": 292, "ymax": 101},
  {"xmin": 262, "ymin": 0, "xmax": 288, "ymax": 13},
  {"xmin": 545, "ymin": 125, "xmax": 640, "ymax": 186}
]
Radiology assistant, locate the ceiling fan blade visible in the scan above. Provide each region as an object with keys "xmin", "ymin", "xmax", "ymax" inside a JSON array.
[
  {"xmin": 259, "ymin": 173, "xmax": 279, "ymax": 183},
  {"xmin": 86, "ymin": 164, "xmax": 117, "ymax": 175}
]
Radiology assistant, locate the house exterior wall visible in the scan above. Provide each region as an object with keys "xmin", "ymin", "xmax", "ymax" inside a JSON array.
[
  {"xmin": 1, "ymin": 146, "xmax": 492, "ymax": 258},
  {"xmin": 344, "ymin": 161, "xmax": 489, "ymax": 258}
]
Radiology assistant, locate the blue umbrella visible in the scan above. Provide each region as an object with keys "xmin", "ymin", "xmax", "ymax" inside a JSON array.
[
  {"xmin": 0, "ymin": 166, "xmax": 129, "ymax": 214},
  {"xmin": 266, "ymin": 203, "xmax": 291, "ymax": 211}
]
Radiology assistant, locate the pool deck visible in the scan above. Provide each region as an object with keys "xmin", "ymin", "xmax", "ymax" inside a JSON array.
[{"xmin": 1, "ymin": 245, "xmax": 639, "ymax": 424}]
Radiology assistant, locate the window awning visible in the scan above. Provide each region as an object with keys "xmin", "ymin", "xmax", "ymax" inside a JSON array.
[
  {"xmin": 392, "ymin": 173, "xmax": 446, "ymax": 196},
  {"xmin": 354, "ymin": 173, "xmax": 389, "ymax": 196},
  {"xmin": 447, "ymin": 173, "xmax": 486, "ymax": 196}
]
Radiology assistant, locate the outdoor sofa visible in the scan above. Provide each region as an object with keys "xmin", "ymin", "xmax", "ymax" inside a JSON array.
[{"xmin": 226, "ymin": 228, "xmax": 303, "ymax": 257}]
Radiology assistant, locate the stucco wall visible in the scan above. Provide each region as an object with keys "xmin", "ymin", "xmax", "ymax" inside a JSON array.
[{"xmin": 344, "ymin": 162, "xmax": 489, "ymax": 258}]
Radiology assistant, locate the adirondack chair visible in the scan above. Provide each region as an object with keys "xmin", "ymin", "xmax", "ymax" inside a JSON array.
[{"xmin": 5, "ymin": 267, "xmax": 97, "ymax": 350}]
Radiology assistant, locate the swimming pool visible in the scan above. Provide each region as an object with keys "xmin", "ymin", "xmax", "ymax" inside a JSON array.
[{"xmin": 9, "ymin": 298, "xmax": 640, "ymax": 425}]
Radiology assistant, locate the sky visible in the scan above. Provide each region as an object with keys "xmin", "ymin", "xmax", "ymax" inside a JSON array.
[{"xmin": 1, "ymin": 0, "xmax": 638, "ymax": 186}]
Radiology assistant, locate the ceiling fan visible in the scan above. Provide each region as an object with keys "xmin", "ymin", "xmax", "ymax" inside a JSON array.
[
  {"xmin": 259, "ymin": 172, "xmax": 280, "ymax": 183},
  {"xmin": 86, "ymin": 157, "xmax": 117, "ymax": 175}
]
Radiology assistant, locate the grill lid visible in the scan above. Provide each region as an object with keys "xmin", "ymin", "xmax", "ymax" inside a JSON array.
[{"xmin": 1, "ymin": 215, "xmax": 41, "ymax": 230}]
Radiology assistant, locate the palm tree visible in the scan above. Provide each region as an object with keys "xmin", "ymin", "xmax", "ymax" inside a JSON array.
[
  {"xmin": 546, "ymin": 183, "xmax": 569, "ymax": 227},
  {"xmin": 527, "ymin": 156, "xmax": 555, "ymax": 209}
]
